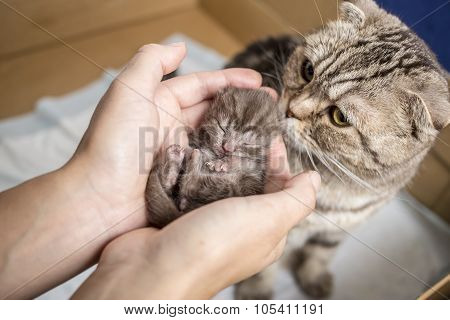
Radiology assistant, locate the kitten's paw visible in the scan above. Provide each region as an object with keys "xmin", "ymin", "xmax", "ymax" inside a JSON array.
[
  {"xmin": 205, "ymin": 160, "xmax": 228, "ymax": 172},
  {"xmin": 234, "ymin": 284, "xmax": 273, "ymax": 300},
  {"xmin": 166, "ymin": 144, "xmax": 185, "ymax": 163},
  {"xmin": 161, "ymin": 145, "xmax": 185, "ymax": 190},
  {"xmin": 297, "ymin": 271, "xmax": 333, "ymax": 298}
]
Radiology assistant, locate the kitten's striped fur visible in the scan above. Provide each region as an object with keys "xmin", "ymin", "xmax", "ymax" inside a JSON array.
[{"xmin": 229, "ymin": 0, "xmax": 450, "ymax": 299}]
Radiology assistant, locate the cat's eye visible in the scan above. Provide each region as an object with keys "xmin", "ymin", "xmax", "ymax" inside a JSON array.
[
  {"xmin": 301, "ymin": 59, "xmax": 314, "ymax": 83},
  {"xmin": 329, "ymin": 106, "xmax": 350, "ymax": 127}
]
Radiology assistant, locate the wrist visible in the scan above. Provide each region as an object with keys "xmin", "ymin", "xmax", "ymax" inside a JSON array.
[
  {"xmin": 72, "ymin": 229, "xmax": 218, "ymax": 300},
  {"xmin": 60, "ymin": 156, "xmax": 148, "ymax": 234},
  {"xmin": 73, "ymin": 252, "xmax": 197, "ymax": 299}
]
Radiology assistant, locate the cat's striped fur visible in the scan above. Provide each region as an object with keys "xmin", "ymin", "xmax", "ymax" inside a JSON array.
[{"xmin": 228, "ymin": 0, "xmax": 450, "ymax": 299}]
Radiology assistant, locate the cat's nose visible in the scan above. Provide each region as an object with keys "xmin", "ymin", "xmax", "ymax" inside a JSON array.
[
  {"xmin": 288, "ymin": 94, "xmax": 318, "ymax": 120},
  {"xmin": 222, "ymin": 141, "xmax": 235, "ymax": 152}
]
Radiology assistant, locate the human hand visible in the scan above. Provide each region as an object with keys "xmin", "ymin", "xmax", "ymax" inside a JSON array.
[
  {"xmin": 0, "ymin": 43, "xmax": 271, "ymax": 299},
  {"xmin": 72, "ymin": 137, "xmax": 321, "ymax": 299},
  {"xmin": 66, "ymin": 43, "xmax": 264, "ymax": 234}
]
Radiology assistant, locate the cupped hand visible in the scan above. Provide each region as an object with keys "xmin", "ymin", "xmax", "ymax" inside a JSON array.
[
  {"xmin": 68, "ymin": 42, "xmax": 320, "ymax": 300},
  {"xmin": 67, "ymin": 43, "xmax": 264, "ymax": 232},
  {"xmin": 72, "ymin": 136, "xmax": 321, "ymax": 299}
]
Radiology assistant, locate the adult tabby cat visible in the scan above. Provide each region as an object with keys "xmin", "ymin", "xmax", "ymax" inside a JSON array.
[{"xmin": 227, "ymin": 0, "xmax": 450, "ymax": 299}]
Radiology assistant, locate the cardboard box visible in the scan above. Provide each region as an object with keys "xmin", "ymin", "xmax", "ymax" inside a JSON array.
[{"xmin": 418, "ymin": 274, "xmax": 450, "ymax": 300}]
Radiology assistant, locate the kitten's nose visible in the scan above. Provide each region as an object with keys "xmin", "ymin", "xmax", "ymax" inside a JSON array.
[{"xmin": 222, "ymin": 141, "xmax": 235, "ymax": 152}]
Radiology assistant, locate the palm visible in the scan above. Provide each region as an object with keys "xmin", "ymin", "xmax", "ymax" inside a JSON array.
[
  {"xmin": 71, "ymin": 43, "xmax": 262, "ymax": 230},
  {"xmin": 77, "ymin": 84, "xmax": 188, "ymax": 222}
]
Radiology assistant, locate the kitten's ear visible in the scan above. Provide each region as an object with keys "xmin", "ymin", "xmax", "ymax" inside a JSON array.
[{"xmin": 340, "ymin": 2, "xmax": 366, "ymax": 28}]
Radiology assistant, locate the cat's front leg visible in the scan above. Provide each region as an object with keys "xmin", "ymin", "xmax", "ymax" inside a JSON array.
[
  {"xmin": 234, "ymin": 263, "xmax": 277, "ymax": 300},
  {"xmin": 290, "ymin": 233, "xmax": 343, "ymax": 298}
]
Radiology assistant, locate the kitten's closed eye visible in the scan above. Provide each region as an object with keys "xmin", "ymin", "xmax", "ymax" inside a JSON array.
[{"xmin": 216, "ymin": 119, "xmax": 226, "ymax": 133}]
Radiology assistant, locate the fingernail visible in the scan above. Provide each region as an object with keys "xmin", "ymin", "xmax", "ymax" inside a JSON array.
[
  {"xmin": 168, "ymin": 42, "xmax": 185, "ymax": 47},
  {"xmin": 308, "ymin": 171, "xmax": 321, "ymax": 193}
]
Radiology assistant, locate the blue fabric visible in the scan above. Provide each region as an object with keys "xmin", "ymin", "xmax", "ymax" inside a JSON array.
[{"xmin": 376, "ymin": 0, "xmax": 449, "ymax": 71}]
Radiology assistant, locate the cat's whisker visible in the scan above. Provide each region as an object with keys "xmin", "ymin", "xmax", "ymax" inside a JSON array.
[
  {"xmin": 277, "ymin": 41, "xmax": 288, "ymax": 68},
  {"xmin": 432, "ymin": 133, "xmax": 450, "ymax": 148},
  {"xmin": 312, "ymin": 0, "xmax": 324, "ymax": 26},
  {"xmin": 261, "ymin": 65, "xmax": 283, "ymax": 85},
  {"xmin": 254, "ymin": 42, "xmax": 285, "ymax": 69},
  {"xmin": 305, "ymin": 146, "xmax": 320, "ymax": 172},
  {"xmin": 314, "ymin": 150, "xmax": 346, "ymax": 184},
  {"xmin": 323, "ymin": 154, "xmax": 379, "ymax": 193},
  {"xmin": 336, "ymin": 0, "xmax": 339, "ymax": 20},
  {"xmin": 261, "ymin": 72, "xmax": 280, "ymax": 81},
  {"xmin": 260, "ymin": 71, "xmax": 276, "ymax": 79},
  {"xmin": 289, "ymin": 26, "xmax": 306, "ymax": 39},
  {"xmin": 303, "ymin": 138, "xmax": 349, "ymax": 184},
  {"xmin": 253, "ymin": 43, "xmax": 285, "ymax": 91}
]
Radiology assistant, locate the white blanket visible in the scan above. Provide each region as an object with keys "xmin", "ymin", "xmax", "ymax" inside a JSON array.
[{"xmin": 0, "ymin": 34, "xmax": 448, "ymax": 300}]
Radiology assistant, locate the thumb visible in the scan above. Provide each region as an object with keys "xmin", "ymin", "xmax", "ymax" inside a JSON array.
[
  {"xmin": 255, "ymin": 171, "xmax": 321, "ymax": 232},
  {"xmin": 115, "ymin": 43, "xmax": 186, "ymax": 100}
]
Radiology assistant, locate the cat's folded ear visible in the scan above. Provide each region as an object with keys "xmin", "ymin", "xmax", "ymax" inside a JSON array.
[
  {"xmin": 402, "ymin": 85, "xmax": 450, "ymax": 137},
  {"xmin": 340, "ymin": 2, "xmax": 366, "ymax": 28},
  {"xmin": 340, "ymin": 0, "xmax": 382, "ymax": 27},
  {"xmin": 444, "ymin": 74, "xmax": 450, "ymax": 129},
  {"xmin": 420, "ymin": 74, "xmax": 450, "ymax": 130}
]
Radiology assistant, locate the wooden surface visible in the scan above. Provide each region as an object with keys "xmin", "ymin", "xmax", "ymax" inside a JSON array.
[
  {"xmin": 418, "ymin": 274, "xmax": 450, "ymax": 300},
  {"xmin": 202, "ymin": 0, "xmax": 336, "ymax": 45},
  {"xmin": 0, "ymin": 4, "xmax": 242, "ymax": 119},
  {"xmin": 0, "ymin": 0, "xmax": 197, "ymax": 57},
  {"xmin": 263, "ymin": 0, "xmax": 338, "ymax": 30},
  {"xmin": 408, "ymin": 125, "xmax": 450, "ymax": 223},
  {"xmin": 201, "ymin": 0, "xmax": 289, "ymax": 44}
]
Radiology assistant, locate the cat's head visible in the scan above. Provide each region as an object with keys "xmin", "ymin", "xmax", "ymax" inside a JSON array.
[
  {"xmin": 199, "ymin": 88, "xmax": 279, "ymax": 159},
  {"xmin": 281, "ymin": 0, "xmax": 450, "ymax": 187}
]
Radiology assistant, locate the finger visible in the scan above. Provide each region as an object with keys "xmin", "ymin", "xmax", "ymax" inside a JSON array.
[
  {"xmin": 115, "ymin": 43, "xmax": 186, "ymax": 99},
  {"xmin": 158, "ymin": 68, "xmax": 262, "ymax": 108},
  {"xmin": 265, "ymin": 135, "xmax": 291, "ymax": 193},
  {"xmin": 248, "ymin": 171, "xmax": 321, "ymax": 232}
]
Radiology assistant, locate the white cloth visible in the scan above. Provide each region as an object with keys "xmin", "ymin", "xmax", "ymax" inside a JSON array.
[{"xmin": 0, "ymin": 34, "xmax": 448, "ymax": 300}]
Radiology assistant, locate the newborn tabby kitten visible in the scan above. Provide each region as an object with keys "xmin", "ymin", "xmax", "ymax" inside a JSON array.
[
  {"xmin": 228, "ymin": 0, "xmax": 450, "ymax": 299},
  {"xmin": 145, "ymin": 87, "xmax": 279, "ymax": 228}
]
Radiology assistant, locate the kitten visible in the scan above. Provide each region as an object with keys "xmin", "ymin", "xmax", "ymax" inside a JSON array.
[
  {"xmin": 228, "ymin": 0, "xmax": 450, "ymax": 299},
  {"xmin": 145, "ymin": 87, "xmax": 280, "ymax": 228}
]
